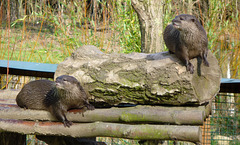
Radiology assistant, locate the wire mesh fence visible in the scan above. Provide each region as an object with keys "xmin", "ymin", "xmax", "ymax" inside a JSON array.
[{"xmin": 209, "ymin": 93, "xmax": 240, "ymax": 145}]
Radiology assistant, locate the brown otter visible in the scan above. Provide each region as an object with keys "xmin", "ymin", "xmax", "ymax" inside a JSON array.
[
  {"xmin": 16, "ymin": 75, "xmax": 94, "ymax": 127},
  {"xmin": 163, "ymin": 14, "xmax": 209, "ymax": 74}
]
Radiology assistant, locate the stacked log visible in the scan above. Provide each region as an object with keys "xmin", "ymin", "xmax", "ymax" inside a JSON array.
[{"xmin": 0, "ymin": 103, "xmax": 209, "ymax": 143}]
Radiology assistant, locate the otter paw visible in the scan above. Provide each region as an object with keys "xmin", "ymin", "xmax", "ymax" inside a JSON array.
[
  {"xmin": 63, "ymin": 120, "xmax": 73, "ymax": 128},
  {"xmin": 203, "ymin": 60, "xmax": 210, "ymax": 67},
  {"xmin": 186, "ymin": 63, "xmax": 194, "ymax": 74},
  {"xmin": 86, "ymin": 104, "xmax": 95, "ymax": 110},
  {"xmin": 189, "ymin": 69, "xmax": 194, "ymax": 74}
]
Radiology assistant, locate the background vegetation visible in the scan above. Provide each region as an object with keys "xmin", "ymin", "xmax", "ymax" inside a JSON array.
[{"xmin": 0, "ymin": 0, "xmax": 239, "ymax": 79}]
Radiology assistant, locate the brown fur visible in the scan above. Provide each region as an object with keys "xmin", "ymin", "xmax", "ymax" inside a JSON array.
[
  {"xmin": 16, "ymin": 75, "xmax": 94, "ymax": 127},
  {"xmin": 163, "ymin": 14, "xmax": 209, "ymax": 74}
]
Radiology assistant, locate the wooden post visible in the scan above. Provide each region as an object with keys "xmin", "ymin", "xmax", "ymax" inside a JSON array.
[{"xmin": 201, "ymin": 116, "xmax": 211, "ymax": 144}]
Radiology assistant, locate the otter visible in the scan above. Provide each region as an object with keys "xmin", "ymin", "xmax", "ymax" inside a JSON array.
[
  {"xmin": 16, "ymin": 75, "xmax": 94, "ymax": 127},
  {"xmin": 163, "ymin": 14, "xmax": 209, "ymax": 74}
]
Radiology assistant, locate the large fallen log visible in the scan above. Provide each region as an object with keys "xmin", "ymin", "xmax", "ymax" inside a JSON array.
[
  {"xmin": 0, "ymin": 119, "xmax": 202, "ymax": 143},
  {"xmin": 55, "ymin": 45, "xmax": 221, "ymax": 106},
  {"xmin": 0, "ymin": 103, "xmax": 210, "ymax": 125}
]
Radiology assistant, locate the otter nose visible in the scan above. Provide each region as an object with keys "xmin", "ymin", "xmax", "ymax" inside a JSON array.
[
  {"xmin": 172, "ymin": 19, "xmax": 181, "ymax": 25},
  {"xmin": 55, "ymin": 82, "xmax": 60, "ymax": 86}
]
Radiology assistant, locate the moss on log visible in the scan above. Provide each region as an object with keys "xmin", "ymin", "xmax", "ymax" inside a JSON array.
[{"xmin": 55, "ymin": 45, "xmax": 221, "ymax": 106}]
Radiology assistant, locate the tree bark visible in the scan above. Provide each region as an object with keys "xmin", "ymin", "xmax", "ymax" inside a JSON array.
[
  {"xmin": 0, "ymin": 119, "xmax": 202, "ymax": 143},
  {"xmin": 55, "ymin": 45, "xmax": 221, "ymax": 106},
  {"xmin": 131, "ymin": 0, "xmax": 164, "ymax": 53},
  {"xmin": 10, "ymin": 0, "xmax": 18, "ymax": 22},
  {"xmin": 0, "ymin": 103, "xmax": 209, "ymax": 125}
]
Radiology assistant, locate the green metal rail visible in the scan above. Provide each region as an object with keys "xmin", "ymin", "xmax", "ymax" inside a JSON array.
[{"xmin": 0, "ymin": 60, "xmax": 58, "ymax": 78}]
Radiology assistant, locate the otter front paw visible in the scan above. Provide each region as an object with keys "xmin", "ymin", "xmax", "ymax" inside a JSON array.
[
  {"xmin": 63, "ymin": 120, "xmax": 73, "ymax": 128},
  {"xmin": 86, "ymin": 104, "xmax": 95, "ymax": 110},
  {"xmin": 203, "ymin": 59, "xmax": 209, "ymax": 67},
  {"xmin": 186, "ymin": 63, "xmax": 194, "ymax": 74}
]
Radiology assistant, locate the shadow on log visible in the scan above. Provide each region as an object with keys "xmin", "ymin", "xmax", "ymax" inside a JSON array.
[
  {"xmin": 36, "ymin": 136, "xmax": 106, "ymax": 145},
  {"xmin": 0, "ymin": 132, "xmax": 26, "ymax": 145},
  {"xmin": 55, "ymin": 45, "xmax": 221, "ymax": 106}
]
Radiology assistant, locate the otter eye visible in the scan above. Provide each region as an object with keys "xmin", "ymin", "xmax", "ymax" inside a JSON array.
[
  {"xmin": 63, "ymin": 78, "xmax": 67, "ymax": 82},
  {"xmin": 180, "ymin": 17, "xmax": 184, "ymax": 20}
]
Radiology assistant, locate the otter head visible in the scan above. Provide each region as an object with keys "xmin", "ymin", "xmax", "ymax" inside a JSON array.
[
  {"xmin": 172, "ymin": 14, "xmax": 200, "ymax": 32},
  {"xmin": 55, "ymin": 75, "xmax": 82, "ymax": 93}
]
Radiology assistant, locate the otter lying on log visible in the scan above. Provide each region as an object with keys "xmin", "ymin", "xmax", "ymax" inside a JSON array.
[
  {"xmin": 16, "ymin": 75, "xmax": 94, "ymax": 127},
  {"xmin": 55, "ymin": 45, "xmax": 221, "ymax": 107}
]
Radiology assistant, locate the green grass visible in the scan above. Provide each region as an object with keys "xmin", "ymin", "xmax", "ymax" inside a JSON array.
[{"xmin": 0, "ymin": 27, "xmax": 65, "ymax": 63}]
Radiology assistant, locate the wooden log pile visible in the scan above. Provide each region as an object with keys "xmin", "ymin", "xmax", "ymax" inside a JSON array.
[
  {"xmin": 0, "ymin": 100, "xmax": 210, "ymax": 143},
  {"xmin": 0, "ymin": 45, "xmax": 221, "ymax": 144}
]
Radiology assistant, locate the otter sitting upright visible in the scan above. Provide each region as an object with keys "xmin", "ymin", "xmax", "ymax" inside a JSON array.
[
  {"xmin": 16, "ymin": 75, "xmax": 94, "ymax": 127},
  {"xmin": 163, "ymin": 14, "xmax": 209, "ymax": 74}
]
